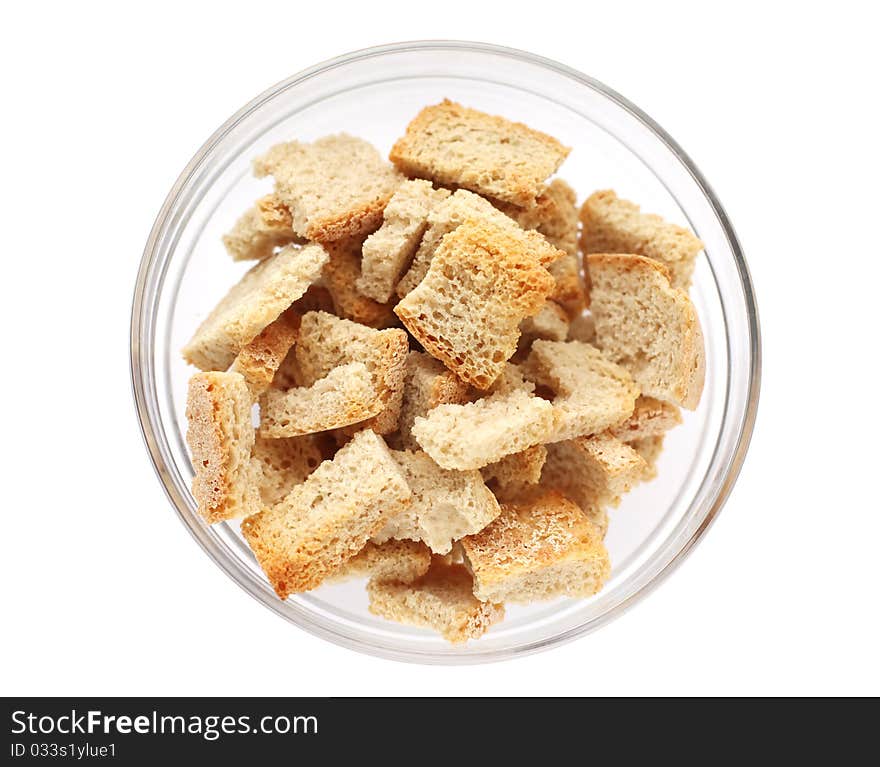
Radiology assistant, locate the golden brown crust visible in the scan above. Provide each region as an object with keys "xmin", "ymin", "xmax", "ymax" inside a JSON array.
[
  {"xmin": 230, "ymin": 309, "xmax": 300, "ymax": 398},
  {"xmin": 330, "ymin": 540, "xmax": 432, "ymax": 584}
]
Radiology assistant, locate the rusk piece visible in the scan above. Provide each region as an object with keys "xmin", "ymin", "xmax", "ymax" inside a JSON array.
[
  {"xmin": 390, "ymin": 100, "xmax": 569, "ymax": 208},
  {"xmin": 481, "ymin": 445, "xmax": 548, "ymax": 502},
  {"xmin": 632, "ymin": 435, "xmax": 665, "ymax": 481},
  {"xmin": 567, "ymin": 313, "xmax": 596, "ymax": 343},
  {"xmin": 580, "ymin": 190, "xmax": 703, "ymax": 288},
  {"xmin": 253, "ymin": 134, "xmax": 403, "ymax": 242},
  {"xmin": 322, "ymin": 235, "xmax": 398, "ymax": 328},
  {"xmin": 519, "ymin": 300, "xmax": 570, "ymax": 346},
  {"xmin": 357, "ymin": 180, "xmax": 450, "ymax": 302},
  {"xmin": 230, "ymin": 309, "xmax": 299, "ymax": 397},
  {"xmin": 523, "ymin": 340, "xmax": 640, "ymax": 442},
  {"xmin": 374, "ymin": 450, "xmax": 501, "ymax": 555},
  {"xmin": 461, "ymin": 491, "xmax": 610, "ymax": 604},
  {"xmin": 241, "ymin": 430, "xmax": 411, "ymax": 598},
  {"xmin": 587, "ymin": 253, "xmax": 705, "ymax": 409},
  {"xmin": 609, "ymin": 396, "xmax": 682, "ymax": 443},
  {"xmin": 222, "ymin": 194, "xmax": 299, "ymax": 262},
  {"xmin": 185, "ymin": 372, "xmax": 261, "ymax": 524},
  {"xmin": 367, "ymin": 560, "xmax": 504, "ymax": 643},
  {"xmin": 330, "ymin": 540, "xmax": 432, "ymax": 584},
  {"xmin": 395, "ymin": 220, "xmax": 555, "ymax": 389},
  {"xmin": 182, "ymin": 243, "xmax": 328, "ymax": 371},
  {"xmin": 252, "ymin": 434, "xmax": 323, "ymax": 506}
]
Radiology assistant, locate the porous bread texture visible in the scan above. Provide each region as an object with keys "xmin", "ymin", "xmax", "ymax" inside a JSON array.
[
  {"xmin": 587, "ymin": 253, "xmax": 705, "ymax": 410},
  {"xmin": 230, "ymin": 309, "xmax": 299, "ymax": 398},
  {"xmin": 367, "ymin": 560, "xmax": 504, "ymax": 643},
  {"xmin": 329, "ymin": 540, "xmax": 432, "ymax": 584},
  {"xmin": 487, "ymin": 362, "xmax": 535, "ymax": 395},
  {"xmin": 374, "ymin": 450, "xmax": 501, "ymax": 555},
  {"xmin": 182, "ymin": 243, "xmax": 328, "ymax": 371},
  {"xmin": 357, "ymin": 180, "xmax": 450, "ymax": 302},
  {"xmin": 240, "ymin": 430, "xmax": 411, "ymax": 598},
  {"xmin": 567, "ymin": 313, "xmax": 596, "ymax": 343},
  {"xmin": 389, "ymin": 99, "xmax": 570, "ymax": 208},
  {"xmin": 252, "ymin": 434, "xmax": 322, "ymax": 506},
  {"xmin": 258, "ymin": 362, "xmax": 379, "ymax": 438},
  {"xmin": 185, "ymin": 372, "xmax": 261, "ymax": 524},
  {"xmin": 392, "ymin": 352, "xmax": 471, "ymax": 451},
  {"xmin": 580, "ymin": 190, "xmax": 703, "ymax": 288},
  {"xmin": 322, "ymin": 235, "xmax": 398, "ymax": 329},
  {"xmin": 609, "ymin": 396, "xmax": 682, "ymax": 443},
  {"xmin": 632, "ymin": 435, "xmax": 665, "ymax": 481},
  {"xmin": 411, "ymin": 388, "xmax": 556, "ymax": 470},
  {"xmin": 253, "ymin": 134, "xmax": 403, "ymax": 242},
  {"xmin": 460, "ymin": 490, "xmax": 610, "ymax": 604},
  {"xmin": 396, "ymin": 189, "xmax": 560, "ymax": 298},
  {"xmin": 222, "ymin": 194, "xmax": 299, "ymax": 262},
  {"xmin": 481, "ymin": 445, "xmax": 548, "ymax": 502},
  {"xmin": 395, "ymin": 219, "xmax": 556, "ymax": 390},
  {"xmin": 296, "ymin": 311, "xmax": 409, "ymax": 435},
  {"xmin": 519, "ymin": 300, "xmax": 570, "ymax": 346},
  {"xmin": 523, "ymin": 340, "xmax": 640, "ymax": 442}
]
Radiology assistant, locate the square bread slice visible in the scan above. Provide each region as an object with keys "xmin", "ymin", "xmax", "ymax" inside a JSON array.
[
  {"xmin": 182, "ymin": 243, "xmax": 328, "ymax": 371},
  {"xmin": 609, "ymin": 396, "xmax": 683, "ymax": 442},
  {"xmin": 580, "ymin": 190, "xmax": 703, "ymax": 288},
  {"xmin": 222, "ymin": 194, "xmax": 300, "ymax": 262},
  {"xmin": 322, "ymin": 235, "xmax": 398, "ymax": 329},
  {"xmin": 460, "ymin": 490, "xmax": 610, "ymax": 604},
  {"xmin": 295, "ymin": 311, "xmax": 409, "ymax": 435},
  {"xmin": 367, "ymin": 560, "xmax": 505, "ymax": 643},
  {"xmin": 395, "ymin": 219, "xmax": 556, "ymax": 389},
  {"xmin": 258, "ymin": 362, "xmax": 380, "ymax": 438},
  {"xmin": 393, "ymin": 351, "xmax": 471, "ymax": 451},
  {"xmin": 523, "ymin": 339, "xmax": 639, "ymax": 442},
  {"xmin": 410, "ymin": 388, "xmax": 556, "ymax": 471},
  {"xmin": 396, "ymin": 189, "xmax": 561, "ymax": 298},
  {"xmin": 357, "ymin": 180, "xmax": 450, "ymax": 302},
  {"xmin": 329, "ymin": 540, "xmax": 432, "ymax": 584},
  {"xmin": 632, "ymin": 435, "xmax": 665, "ymax": 480},
  {"xmin": 241, "ymin": 429, "xmax": 411, "ymax": 597},
  {"xmin": 587, "ymin": 253, "xmax": 705, "ymax": 409},
  {"xmin": 252, "ymin": 434, "xmax": 322, "ymax": 506},
  {"xmin": 253, "ymin": 134, "xmax": 403, "ymax": 242},
  {"xmin": 185, "ymin": 371, "xmax": 261, "ymax": 524},
  {"xmin": 481, "ymin": 444, "xmax": 548, "ymax": 502},
  {"xmin": 390, "ymin": 99, "xmax": 570, "ymax": 208},
  {"xmin": 373, "ymin": 450, "xmax": 501, "ymax": 555},
  {"xmin": 230, "ymin": 309, "xmax": 300, "ymax": 398}
]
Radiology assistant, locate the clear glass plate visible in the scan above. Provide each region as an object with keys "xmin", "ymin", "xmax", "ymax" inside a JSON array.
[{"xmin": 130, "ymin": 41, "xmax": 761, "ymax": 663}]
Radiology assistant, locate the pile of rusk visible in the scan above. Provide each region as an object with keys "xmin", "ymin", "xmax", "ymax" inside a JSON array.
[{"xmin": 183, "ymin": 100, "xmax": 705, "ymax": 643}]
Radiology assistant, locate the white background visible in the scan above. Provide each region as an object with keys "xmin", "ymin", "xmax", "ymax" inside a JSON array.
[{"xmin": 2, "ymin": 2, "xmax": 877, "ymax": 696}]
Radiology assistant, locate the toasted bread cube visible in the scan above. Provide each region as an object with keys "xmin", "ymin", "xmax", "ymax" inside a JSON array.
[
  {"xmin": 367, "ymin": 560, "xmax": 504, "ymax": 643},
  {"xmin": 252, "ymin": 434, "xmax": 322, "ymax": 506},
  {"xmin": 254, "ymin": 134, "xmax": 403, "ymax": 242},
  {"xmin": 182, "ymin": 243, "xmax": 328, "ymax": 371},
  {"xmin": 609, "ymin": 396, "xmax": 682, "ymax": 442},
  {"xmin": 322, "ymin": 235, "xmax": 398, "ymax": 328},
  {"xmin": 330, "ymin": 540, "xmax": 432, "ymax": 584},
  {"xmin": 461, "ymin": 491, "xmax": 610, "ymax": 603},
  {"xmin": 481, "ymin": 444, "xmax": 548, "ymax": 502},
  {"xmin": 519, "ymin": 300, "xmax": 570, "ymax": 347},
  {"xmin": 185, "ymin": 372, "xmax": 261, "ymax": 524},
  {"xmin": 390, "ymin": 100, "xmax": 569, "ymax": 208},
  {"xmin": 631, "ymin": 435, "xmax": 665, "ymax": 481},
  {"xmin": 567, "ymin": 313, "xmax": 596, "ymax": 343},
  {"xmin": 230, "ymin": 310, "xmax": 300, "ymax": 397},
  {"xmin": 241, "ymin": 430, "xmax": 411, "ymax": 597},
  {"xmin": 222, "ymin": 194, "xmax": 299, "ymax": 262}
]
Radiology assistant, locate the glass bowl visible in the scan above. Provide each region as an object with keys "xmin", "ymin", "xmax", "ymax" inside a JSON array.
[{"xmin": 130, "ymin": 41, "xmax": 760, "ymax": 663}]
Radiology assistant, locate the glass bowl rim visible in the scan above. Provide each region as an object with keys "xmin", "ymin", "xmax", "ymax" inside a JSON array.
[{"xmin": 130, "ymin": 39, "xmax": 762, "ymax": 664}]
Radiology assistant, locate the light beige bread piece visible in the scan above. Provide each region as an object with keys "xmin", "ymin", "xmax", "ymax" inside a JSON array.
[
  {"xmin": 185, "ymin": 372, "xmax": 261, "ymax": 524},
  {"xmin": 253, "ymin": 134, "xmax": 403, "ymax": 242},
  {"xmin": 357, "ymin": 181, "xmax": 450, "ymax": 302},
  {"xmin": 609, "ymin": 396, "xmax": 682, "ymax": 443},
  {"xmin": 395, "ymin": 220, "xmax": 556, "ymax": 389},
  {"xmin": 182, "ymin": 243, "xmax": 328, "ymax": 371},
  {"xmin": 258, "ymin": 362, "xmax": 380, "ymax": 438},
  {"xmin": 252, "ymin": 434, "xmax": 323, "ymax": 506},
  {"xmin": 632, "ymin": 435, "xmax": 665, "ymax": 481},
  {"xmin": 519, "ymin": 300, "xmax": 570, "ymax": 345},
  {"xmin": 567, "ymin": 313, "xmax": 596, "ymax": 343},
  {"xmin": 580, "ymin": 190, "xmax": 703, "ymax": 288},
  {"xmin": 523, "ymin": 340, "xmax": 640, "ymax": 442},
  {"xmin": 322, "ymin": 235, "xmax": 398, "ymax": 329},
  {"xmin": 230, "ymin": 309, "xmax": 300, "ymax": 398},
  {"xmin": 329, "ymin": 540, "xmax": 432, "ymax": 584},
  {"xmin": 481, "ymin": 445, "xmax": 548, "ymax": 502},
  {"xmin": 411, "ymin": 388, "xmax": 556, "ymax": 470},
  {"xmin": 396, "ymin": 189, "xmax": 561, "ymax": 298},
  {"xmin": 367, "ymin": 560, "xmax": 505, "ymax": 643},
  {"xmin": 587, "ymin": 253, "xmax": 705, "ymax": 409},
  {"xmin": 241, "ymin": 429, "xmax": 411, "ymax": 598},
  {"xmin": 222, "ymin": 194, "xmax": 299, "ymax": 262},
  {"xmin": 390, "ymin": 99, "xmax": 570, "ymax": 208},
  {"xmin": 374, "ymin": 450, "xmax": 501, "ymax": 555},
  {"xmin": 393, "ymin": 351, "xmax": 471, "ymax": 450},
  {"xmin": 460, "ymin": 490, "xmax": 610, "ymax": 604},
  {"xmin": 295, "ymin": 311, "xmax": 409, "ymax": 435}
]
